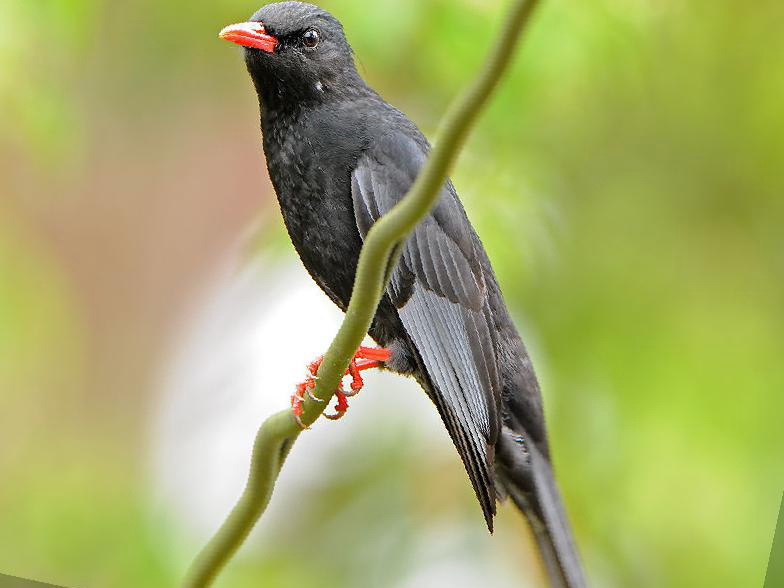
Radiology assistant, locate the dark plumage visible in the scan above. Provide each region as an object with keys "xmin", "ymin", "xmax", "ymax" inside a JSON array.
[{"xmin": 221, "ymin": 3, "xmax": 586, "ymax": 586}]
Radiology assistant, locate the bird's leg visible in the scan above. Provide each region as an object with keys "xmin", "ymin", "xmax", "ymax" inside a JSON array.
[
  {"xmin": 291, "ymin": 346, "xmax": 391, "ymax": 425},
  {"xmin": 344, "ymin": 346, "xmax": 392, "ymax": 396},
  {"xmin": 325, "ymin": 346, "xmax": 391, "ymax": 419}
]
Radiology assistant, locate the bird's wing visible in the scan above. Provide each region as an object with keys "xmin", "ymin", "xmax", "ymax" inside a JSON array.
[{"xmin": 352, "ymin": 132, "xmax": 502, "ymax": 529}]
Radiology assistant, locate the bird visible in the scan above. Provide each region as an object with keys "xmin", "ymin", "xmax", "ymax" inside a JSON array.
[{"xmin": 219, "ymin": 3, "xmax": 587, "ymax": 586}]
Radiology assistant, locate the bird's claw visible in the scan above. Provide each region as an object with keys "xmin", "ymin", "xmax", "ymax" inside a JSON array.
[
  {"xmin": 324, "ymin": 387, "xmax": 349, "ymax": 420},
  {"xmin": 291, "ymin": 346, "xmax": 391, "ymax": 427},
  {"xmin": 291, "ymin": 357, "xmax": 323, "ymax": 428},
  {"xmin": 307, "ymin": 387, "xmax": 324, "ymax": 402},
  {"xmin": 345, "ymin": 361, "xmax": 364, "ymax": 396}
]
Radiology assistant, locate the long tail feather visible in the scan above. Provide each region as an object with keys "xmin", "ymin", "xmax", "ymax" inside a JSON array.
[{"xmin": 497, "ymin": 428, "xmax": 588, "ymax": 588}]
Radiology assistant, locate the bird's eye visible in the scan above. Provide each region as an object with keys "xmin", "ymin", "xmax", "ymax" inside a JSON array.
[{"xmin": 302, "ymin": 29, "xmax": 319, "ymax": 48}]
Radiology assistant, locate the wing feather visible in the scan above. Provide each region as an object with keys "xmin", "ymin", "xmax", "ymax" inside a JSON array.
[{"xmin": 351, "ymin": 132, "xmax": 501, "ymax": 528}]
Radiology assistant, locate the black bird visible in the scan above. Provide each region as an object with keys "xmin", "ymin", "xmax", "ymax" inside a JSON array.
[{"xmin": 220, "ymin": 3, "xmax": 586, "ymax": 586}]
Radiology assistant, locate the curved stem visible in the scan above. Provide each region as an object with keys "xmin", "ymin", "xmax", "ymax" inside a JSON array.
[{"xmin": 182, "ymin": 1, "xmax": 541, "ymax": 586}]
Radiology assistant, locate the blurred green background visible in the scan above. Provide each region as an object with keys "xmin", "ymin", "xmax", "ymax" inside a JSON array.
[{"xmin": 1, "ymin": 0, "xmax": 782, "ymax": 587}]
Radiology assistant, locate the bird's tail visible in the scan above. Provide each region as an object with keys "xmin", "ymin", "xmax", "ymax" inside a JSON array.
[{"xmin": 497, "ymin": 428, "xmax": 588, "ymax": 588}]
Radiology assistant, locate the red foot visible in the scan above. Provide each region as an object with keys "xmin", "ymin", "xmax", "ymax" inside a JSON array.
[{"xmin": 291, "ymin": 346, "xmax": 391, "ymax": 427}]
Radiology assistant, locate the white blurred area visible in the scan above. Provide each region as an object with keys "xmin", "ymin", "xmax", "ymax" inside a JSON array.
[
  {"xmin": 149, "ymin": 256, "xmax": 534, "ymax": 587},
  {"xmin": 151, "ymin": 257, "xmax": 429, "ymax": 530}
]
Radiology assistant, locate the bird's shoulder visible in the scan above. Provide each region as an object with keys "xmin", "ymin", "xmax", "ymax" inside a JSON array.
[
  {"xmin": 349, "ymin": 122, "xmax": 485, "ymax": 312},
  {"xmin": 363, "ymin": 101, "xmax": 430, "ymax": 155},
  {"xmin": 301, "ymin": 93, "xmax": 424, "ymax": 152}
]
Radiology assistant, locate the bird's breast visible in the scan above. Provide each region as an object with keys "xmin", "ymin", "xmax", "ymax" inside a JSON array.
[{"xmin": 262, "ymin": 119, "xmax": 364, "ymax": 311}]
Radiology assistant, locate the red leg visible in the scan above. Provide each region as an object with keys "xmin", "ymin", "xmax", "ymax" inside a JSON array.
[
  {"xmin": 345, "ymin": 358, "xmax": 386, "ymax": 395},
  {"xmin": 342, "ymin": 346, "xmax": 391, "ymax": 396},
  {"xmin": 292, "ymin": 346, "xmax": 391, "ymax": 425},
  {"xmin": 355, "ymin": 346, "xmax": 392, "ymax": 362}
]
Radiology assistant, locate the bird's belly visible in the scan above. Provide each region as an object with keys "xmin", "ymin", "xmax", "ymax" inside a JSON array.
[{"xmin": 292, "ymin": 213, "xmax": 362, "ymax": 311}]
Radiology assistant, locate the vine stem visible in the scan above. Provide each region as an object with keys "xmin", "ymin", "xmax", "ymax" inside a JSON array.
[{"xmin": 182, "ymin": 1, "xmax": 541, "ymax": 586}]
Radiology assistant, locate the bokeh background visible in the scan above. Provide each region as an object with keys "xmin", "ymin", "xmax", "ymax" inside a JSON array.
[{"xmin": 1, "ymin": 0, "xmax": 782, "ymax": 586}]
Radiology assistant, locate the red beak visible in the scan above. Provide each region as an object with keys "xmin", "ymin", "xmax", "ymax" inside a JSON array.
[{"xmin": 219, "ymin": 22, "xmax": 278, "ymax": 53}]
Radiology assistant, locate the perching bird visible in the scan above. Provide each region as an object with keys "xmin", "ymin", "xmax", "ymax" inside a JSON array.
[{"xmin": 219, "ymin": 3, "xmax": 586, "ymax": 587}]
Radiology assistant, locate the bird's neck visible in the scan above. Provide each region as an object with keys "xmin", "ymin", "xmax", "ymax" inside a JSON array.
[{"xmin": 251, "ymin": 69, "xmax": 371, "ymax": 119}]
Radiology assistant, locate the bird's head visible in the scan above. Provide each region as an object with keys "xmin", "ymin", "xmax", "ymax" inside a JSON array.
[{"xmin": 219, "ymin": 2, "xmax": 361, "ymax": 108}]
